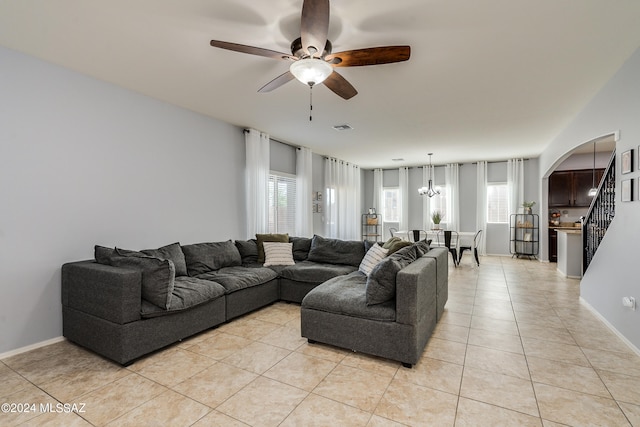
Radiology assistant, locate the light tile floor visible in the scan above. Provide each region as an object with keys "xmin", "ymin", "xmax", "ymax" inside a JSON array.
[{"xmin": 2, "ymin": 256, "xmax": 640, "ymax": 426}]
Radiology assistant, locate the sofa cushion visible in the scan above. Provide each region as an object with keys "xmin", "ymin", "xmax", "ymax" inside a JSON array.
[
  {"xmin": 263, "ymin": 242, "xmax": 295, "ymax": 266},
  {"xmin": 196, "ymin": 266, "xmax": 278, "ymax": 294},
  {"xmin": 181, "ymin": 240, "xmax": 242, "ymax": 276},
  {"xmin": 365, "ymin": 245, "xmax": 422, "ymax": 306},
  {"xmin": 111, "ymin": 250, "xmax": 175, "ymax": 310},
  {"xmin": 359, "ymin": 243, "xmax": 389, "ymax": 276},
  {"xmin": 289, "ymin": 236, "xmax": 312, "ymax": 261},
  {"xmin": 140, "ymin": 276, "xmax": 226, "ymax": 318},
  {"xmin": 280, "ymin": 260, "xmax": 357, "ymax": 284},
  {"xmin": 307, "ymin": 235, "xmax": 365, "ymax": 267},
  {"xmin": 141, "ymin": 242, "xmax": 188, "ymax": 277},
  {"xmin": 256, "ymin": 233, "xmax": 289, "ymax": 263},
  {"xmin": 235, "ymin": 239, "xmax": 259, "ymax": 265},
  {"xmin": 302, "ymin": 271, "xmax": 395, "ymax": 322}
]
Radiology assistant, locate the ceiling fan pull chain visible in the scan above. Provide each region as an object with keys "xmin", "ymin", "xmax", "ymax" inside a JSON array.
[{"xmin": 309, "ymin": 84, "xmax": 313, "ymax": 121}]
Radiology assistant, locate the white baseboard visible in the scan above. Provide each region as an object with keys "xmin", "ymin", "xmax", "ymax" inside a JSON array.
[
  {"xmin": 0, "ymin": 336, "xmax": 66, "ymax": 360},
  {"xmin": 580, "ymin": 297, "xmax": 640, "ymax": 357}
]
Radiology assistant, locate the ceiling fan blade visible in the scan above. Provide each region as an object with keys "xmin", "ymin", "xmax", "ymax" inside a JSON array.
[
  {"xmin": 301, "ymin": 0, "xmax": 330, "ymax": 57},
  {"xmin": 326, "ymin": 46, "xmax": 411, "ymax": 67},
  {"xmin": 323, "ymin": 71, "xmax": 358, "ymax": 100},
  {"xmin": 210, "ymin": 40, "xmax": 295, "ymax": 61},
  {"xmin": 258, "ymin": 71, "xmax": 296, "ymax": 93}
]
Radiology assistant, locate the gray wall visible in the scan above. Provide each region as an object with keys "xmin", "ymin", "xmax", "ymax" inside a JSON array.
[
  {"xmin": 539, "ymin": 47, "xmax": 640, "ymax": 351},
  {"xmin": 0, "ymin": 46, "xmax": 246, "ymax": 354}
]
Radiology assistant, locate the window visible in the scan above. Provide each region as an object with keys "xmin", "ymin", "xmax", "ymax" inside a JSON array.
[
  {"xmin": 268, "ymin": 172, "xmax": 296, "ymax": 234},
  {"xmin": 430, "ymin": 186, "xmax": 448, "ymax": 225},
  {"xmin": 382, "ymin": 188, "xmax": 399, "ymax": 222},
  {"xmin": 487, "ymin": 183, "xmax": 508, "ymax": 223}
]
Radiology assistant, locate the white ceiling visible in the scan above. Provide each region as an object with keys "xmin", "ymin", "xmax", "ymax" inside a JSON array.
[{"xmin": 1, "ymin": 0, "xmax": 639, "ymax": 168}]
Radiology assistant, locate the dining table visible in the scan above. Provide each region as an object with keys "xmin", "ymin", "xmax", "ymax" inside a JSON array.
[{"xmin": 394, "ymin": 230, "xmax": 476, "ymax": 249}]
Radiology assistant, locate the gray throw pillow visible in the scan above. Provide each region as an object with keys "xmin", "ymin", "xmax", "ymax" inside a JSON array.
[
  {"xmin": 366, "ymin": 257, "xmax": 405, "ymax": 305},
  {"xmin": 365, "ymin": 245, "xmax": 420, "ymax": 305},
  {"xmin": 141, "ymin": 242, "xmax": 188, "ymax": 277},
  {"xmin": 235, "ymin": 239, "xmax": 259, "ymax": 264},
  {"xmin": 181, "ymin": 240, "xmax": 242, "ymax": 276},
  {"xmin": 289, "ymin": 236, "xmax": 312, "ymax": 261},
  {"xmin": 111, "ymin": 249, "xmax": 175, "ymax": 310},
  {"xmin": 307, "ymin": 235, "xmax": 366, "ymax": 267},
  {"xmin": 94, "ymin": 245, "xmax": 116, "ymax": 265}
]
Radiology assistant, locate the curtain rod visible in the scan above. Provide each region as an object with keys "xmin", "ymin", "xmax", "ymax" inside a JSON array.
[
  {"xmin": 370, "ymin": 158, "xmax": 530, "ymax": 171},
  {"xmin": 242, "ymin": 129, "xmax": 299, "ymax": 149}
]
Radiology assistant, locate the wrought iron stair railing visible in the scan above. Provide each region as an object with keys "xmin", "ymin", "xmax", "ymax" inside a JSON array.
[{"xmin": 582, "ymin": 150, "xmax": 616, "ymax": 273}]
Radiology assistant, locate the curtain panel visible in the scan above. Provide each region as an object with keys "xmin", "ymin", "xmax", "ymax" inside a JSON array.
[
  {"xmin": 295, "ymin": 146, "xmax": 313, "ymax": 237},
  {"xmin": 398, "ymin": 167, "xmax": 409, "ymax": 231},
  {"xmin": 244, "ymin": 129, "xmax": 270, "ymax": 239},
  {"xmin": 476, "ymin": 161, "xmax": 488, "ymax": 255},
  {"xmin": 445, "ymin": 163, "xmax": 460, "ymax": 231},
  {"xmin": 373, "ymin": 168, "xmax": 384, "ymax": 232},
  {"xmin": 324, "ymin": 158, "xmax": 361, "ymax": 240},
  {"xmin": 507, "ymin": 158, "xmax": 524, "ymax": 215},
  {"xmin": 422, "ymin": 165, "xmax": 433, "ymax": 230}
]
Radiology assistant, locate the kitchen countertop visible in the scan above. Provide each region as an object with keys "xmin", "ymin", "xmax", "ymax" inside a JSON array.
[{"xmin": 556, "ymin": 229, "xmax": 582, "ymax": 235}]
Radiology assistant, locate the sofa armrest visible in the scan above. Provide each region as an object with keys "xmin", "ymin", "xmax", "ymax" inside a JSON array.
[
  {"xmin": 395, "ymin": 256, "xmax": 438, "ymax": 326},
  {"xmin": 62, "ymin": 261, "xmax": 142, "ymax": 325}
]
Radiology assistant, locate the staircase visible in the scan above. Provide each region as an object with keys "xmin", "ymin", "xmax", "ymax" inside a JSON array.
[{"xmin": 582, "ymin": 151, "xmax": 616, "ymax": 273}]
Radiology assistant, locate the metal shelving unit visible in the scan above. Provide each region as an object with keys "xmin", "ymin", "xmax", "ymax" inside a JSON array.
[{"xmin": 510, "ymin": 214, "xmax": 539, "ymax": 259}]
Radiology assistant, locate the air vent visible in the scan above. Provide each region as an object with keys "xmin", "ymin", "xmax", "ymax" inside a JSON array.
[
  {"xmin": 333, "ymin": 124, "xmax": 353, "ymax": 131},
  {"xmin": 392, "ymin": 158, "xmax": 405, "ymax": 162}
]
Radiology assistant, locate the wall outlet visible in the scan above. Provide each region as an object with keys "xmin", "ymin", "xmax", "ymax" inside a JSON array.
[{"xmin": 622, "ymin": 296, "xmax": 636, "ymax": 311}]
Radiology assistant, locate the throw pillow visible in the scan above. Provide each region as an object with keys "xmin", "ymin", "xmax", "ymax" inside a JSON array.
[
  {"xmin": 256, "ymin": 233, "xmax": 289, "ymax": 263},
  {"xmin": 111, "ymin": 249, "xmax": 175, "ymax": 310},
  {"xmin": 181, "ymin": 240, "xmax": 242, "ymax": 276},
  {"xmin": 235, "ymin": 239, "xmax": 259, "ymax": 264},
  {"xmin": 94, "ymin": 245, "xmax": 116, "ymax": 265},
  {"xmin": 386, "ymin": 239, "xmax": 413, "ymax": 255},
  {"xmin": 359, "ymin": 243, "xmax": 389, "ymax": 276},
  {"xmin": 263, "ymin": 242, "xmax": 296, "ymax": 266},
  {"xmin": 289, "ymin": 236, "xmax": 312, "ymax": 261},
  {"xmin": 365, "ymin": 257, "xmax": 405, "ymax": 305},
  {"xmin": 141, "ymin": 242, "xmax": 188, "ymax": 277}
]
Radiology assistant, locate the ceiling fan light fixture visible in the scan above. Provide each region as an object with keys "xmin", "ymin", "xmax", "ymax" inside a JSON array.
[{"xmin": 290, "ymin": 58, "xmax": 333, "ymax": 86}]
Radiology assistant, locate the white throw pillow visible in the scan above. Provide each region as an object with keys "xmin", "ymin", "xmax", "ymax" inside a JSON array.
[
  {"xmin": 359, "ymin": 243, "xmax": 389, "ymax": 276},
  {"xmin": 263, "ymin": 242, "xmax": 296, "ymax": 266}
]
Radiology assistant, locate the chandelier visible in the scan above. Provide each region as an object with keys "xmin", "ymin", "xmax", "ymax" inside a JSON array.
[{"xmin": 418, "ymin": 153, "xmax": 440, "ymax": 197}]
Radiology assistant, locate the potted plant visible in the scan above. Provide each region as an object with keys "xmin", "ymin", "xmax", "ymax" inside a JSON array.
[
  {"xmin": 522, "ymin": 201, "xmax": 536, "ymax": 214},
  {"xmin": 431, "ymin": 210, "xmax": 442, "ymax": 229}
]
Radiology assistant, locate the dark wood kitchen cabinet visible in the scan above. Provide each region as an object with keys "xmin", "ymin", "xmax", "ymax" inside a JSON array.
[
  {"xmin": 549, "ymin": 229, "xmax": 558, "ymax": 262},
  {"xmin": 548, "ymin": 169, "xmax": 604, "ymax": 207}
]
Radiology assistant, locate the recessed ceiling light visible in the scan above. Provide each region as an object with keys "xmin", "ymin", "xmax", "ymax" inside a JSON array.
[
  {"xmin": 333, "ymin": 124, "xmax": 353, "ymax": 131},
  {"xmin": 392, "ymin": 158, "xmax": 405, "ymax": 162}
]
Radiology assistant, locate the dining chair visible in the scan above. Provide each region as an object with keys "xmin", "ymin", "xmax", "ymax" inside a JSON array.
[
  {"xmin": 410, "ymin": 229, "xmax": 428, "ymax": 242},
  {"xmin": 389, "ymin": 227, "xmax": 398, "ymax": 238},
  {"xmin": 444, "ymin": 230, "xmax": 459, "ymax": 267},
  {"xmin": 458, "ymin": 230, "xmax": 483, "ymax": 266}
]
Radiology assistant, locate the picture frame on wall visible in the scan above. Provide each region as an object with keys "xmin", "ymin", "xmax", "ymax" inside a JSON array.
[
  {"xmin": 621, "ymin": 149, "xmax": 633, "ymax": 174},
  {"xmin": 621, "ymin": 179, "xmax": 633, "ymax": 202}
]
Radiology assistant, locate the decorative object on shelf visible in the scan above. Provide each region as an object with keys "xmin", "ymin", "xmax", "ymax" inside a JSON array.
[
  {"xmin": 621, "ymin": 179, "xmax": 633, "ymax": 202},
  {"xmin": 522, "ymin": 201, "xmax": 536, "ymax": 214},
  {"xmin": 431, "ymin": 210, "xmax": 442, "ymax": 230},
  {"xmin": 588, "ymin": 141, "xmax": 598, "ymax": 196},
  {"xmin": 418, "ymin": 153, "xmax": 440, "ymax": 197},
  {"xmin": 621, "ymin": 149, "xmax": 633, "ymax": 174}
]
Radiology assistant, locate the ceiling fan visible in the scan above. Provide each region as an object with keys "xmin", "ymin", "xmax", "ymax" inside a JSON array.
[{"xmin": 209, "ymin": 0, "xmax": 411, "ymax": 100}]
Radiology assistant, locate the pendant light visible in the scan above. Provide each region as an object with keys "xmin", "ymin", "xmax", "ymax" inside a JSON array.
[
  {"xmin": 418, "ymin": 153, "xmax": 440, "ymax": 197},
  {"xmin": 587, "ymin": 141, "xmax": 597, "ymax": 196}
]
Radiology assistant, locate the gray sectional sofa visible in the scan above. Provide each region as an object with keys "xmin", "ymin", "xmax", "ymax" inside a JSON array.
[{"xmin": 61, "ymin": 235, "xmax": 448, "ymax": 366}]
